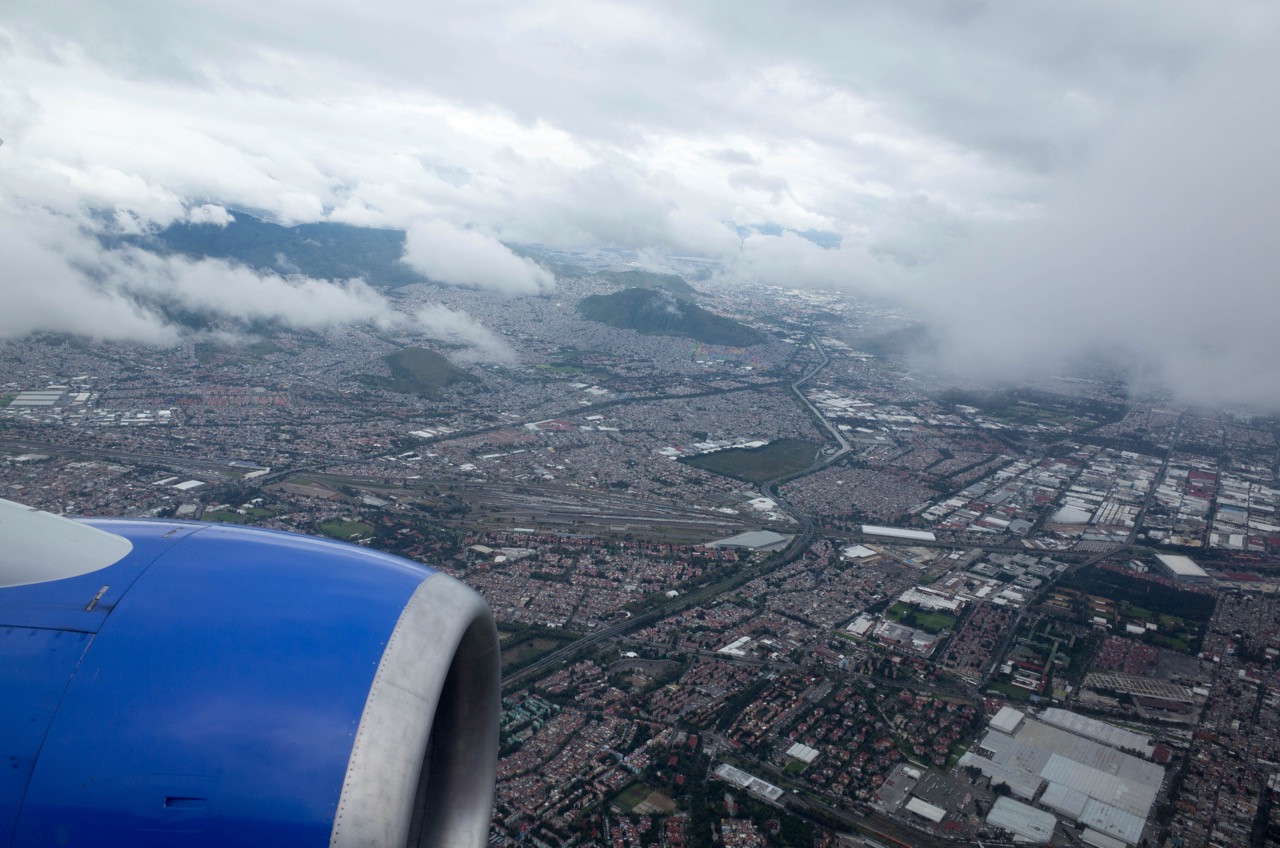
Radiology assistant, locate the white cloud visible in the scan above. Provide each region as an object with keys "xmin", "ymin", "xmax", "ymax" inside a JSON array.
[
  {"xmin": 908, "ymin": 41, "xmax": 1280, "ymax": 407},
  {"xmin": 0, "ymin": 202, "xmax": 511, "ymax": 361},
  {"xmin": 0, "ymin": 207, "xmax": 177, "ymax": 344},
  {"xmin": 720, "ymin": 231, "xmax": 890, "ymax": 294},
  {"xmin": 402, "ymin": 220, "xmax": 555, "ymax": 295},
  {"xmin": 1, "ymin": 2, "xmax": 1278, "ymax": 403},
  {"xmin": 186, "ymin": 203, "xmax": 235, "ymax": 226},
  {"xmin": 727, "ymin": 169, "xmax": 790, "ymax": 203},
  {"xmin": 5, "ymin": 2, "xmax": 1241, "ymax": 255}
]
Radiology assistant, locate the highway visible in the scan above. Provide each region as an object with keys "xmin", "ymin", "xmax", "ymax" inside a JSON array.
[
  {"xmin": 504, "ymin": 336, "xmax": 843, "ymax": 688},
  {"xmin": 0, "ymin": 438, "xmax": 240, "ymax": 479},
  {"xmin": 788, "ymin": 334, "xmax": 852, "ymax": 462},
  {"xmin": 1127, "ymin": 411, "xmax": 1184, "ymax": 545},
  {"xmin": 501, "ymin": 529, "xmax": 813, "ymax": 688}
]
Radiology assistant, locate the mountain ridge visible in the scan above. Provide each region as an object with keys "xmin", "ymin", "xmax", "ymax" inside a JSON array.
[{"xmin": 576, "ymin": 288, "xmax": 766, "ymax": 347}]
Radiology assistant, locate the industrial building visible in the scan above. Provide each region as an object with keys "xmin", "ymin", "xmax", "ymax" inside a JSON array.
[
  {"xmin": 706, "ymin": 530, "xmax": 791, "ymax": 551},
  {"xmin": 785, "ymin": 742, "xmax": 820, "ymax": 765},
  {"xmin": 987, "ymin": 797, "xmax": 1056, "ymax": 842},
  {"xmin": 861, "ymin": 525, "xmax": 937, "ymax": 542},
  {"xmin": 712, "ymin": 764, "xmax": 784, "ymax": 802},
  {"xmin": 1153, "ymin": 553, "xmax": 1213, "ymax": 584},
  {"xmin": 959, "ymin": 707, "xmax": 1164, "ymax": 846},
  {"xmin": 904, "ymin": 796, "xmax": 946, "ymax": 824}
]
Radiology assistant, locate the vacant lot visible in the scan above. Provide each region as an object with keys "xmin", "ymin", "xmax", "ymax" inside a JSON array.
[
  {"xmin": 681, "ymin": 438, "xmax": 819, "ymax": 483},
  {"xmin": 886, "ymin": 602, "xmax": 958, "ymax": 634},
  {"xmin": 500, "ymin": 636, "xmax": 570, "ymax": 670},
  {"xmin": 204, "ymin": 509, "xmax": 251, "ymax": 524},
  {"xmin": 612, "ymin": 783, "xmax": 675, "ymax": 814},
  {"xmin": 612, "ymin": 782, "xmax": 653, "ymax": 813},
  {"xmin": 206, "ymin": 506, "xmax": 275, "ymax": 524},
  {"xmin": 319, "ymin": 519, "xmax": 374, "ymax": 540}
]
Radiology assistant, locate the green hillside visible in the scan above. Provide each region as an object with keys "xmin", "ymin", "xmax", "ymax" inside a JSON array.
[
  {"xmin": 577, "ymin": 288, "xmax": 766, "ymax": 347},
  {"xmin": 598, "ymin": 270, "xmax": 697, "ymax": 297},
  {"xmin": 361, "ymin": 347, "xmax": 475, "ymax": 395}
]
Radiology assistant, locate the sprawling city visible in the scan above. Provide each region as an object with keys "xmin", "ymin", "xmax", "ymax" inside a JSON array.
[
  {"xmin": 4, "ymin": 3, "xmax": 1279, "ymax": 846},
  {"xmin": 5, "ymin": 262, "xmax": 1278, "ymax": 847}
]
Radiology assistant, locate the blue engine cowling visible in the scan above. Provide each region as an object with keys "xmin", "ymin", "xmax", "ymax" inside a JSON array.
[{"xmin": 0, "ymin": 512, "xmax": 499, "ymax": 848}]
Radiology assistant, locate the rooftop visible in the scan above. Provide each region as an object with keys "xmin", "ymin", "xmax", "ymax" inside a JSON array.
[{"xmin": 1155, "ymin": 553, "xmax": 1210, "ymax": 578}]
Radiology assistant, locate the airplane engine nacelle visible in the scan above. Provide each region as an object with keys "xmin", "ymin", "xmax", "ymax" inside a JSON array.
[{"xmin": 0, "ymin": 505, "xmax": 499, "ymax": 848}]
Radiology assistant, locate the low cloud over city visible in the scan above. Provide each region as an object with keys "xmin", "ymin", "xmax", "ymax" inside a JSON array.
[
  {"xmin": 1, "ymin": 1, "xmax": 1278, "ymax": 402},
  {"xmin": 0, "ymin": 203, "xmax": 512, "ymax": 360},
  {"xmin": 402, "ymin": 220, "xmax": 556, "ymax": 296},
  {"xmin": 911, "ymin": 43, "xmax": 1280, "ymax": 407},
  {"xmin": 7, "ymin": 6, "xmax": 1280, "ymax": 845}
]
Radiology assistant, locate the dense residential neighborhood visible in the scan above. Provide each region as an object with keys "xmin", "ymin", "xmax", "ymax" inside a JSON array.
[{"xmin": 5, "ymin": 275, "xmax": 1280, "ymax": 848}]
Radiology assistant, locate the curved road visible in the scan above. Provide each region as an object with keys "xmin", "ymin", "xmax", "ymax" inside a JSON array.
[{"xmin": 505, "ymin": 336, "xmax": 845, "ymax": 688}]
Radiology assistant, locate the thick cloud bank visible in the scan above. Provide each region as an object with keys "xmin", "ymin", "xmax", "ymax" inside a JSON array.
[
  {"xmin": 402, "ymin": 221, "xmax": 555, "ymax": 295},
  {"xmin": 186, "ymin": 203, "xmax": 235, "ymax": 227},
  {"xmin": 1, "ymin": 2, "xmax": 1278, "ymax": 402},
  {"xmin": 910, "ymin": 44, "xmax": 1280, "ymax": 408},
  {"xmin": 0, "ymin": 204, "xmax": 512, "ymax": 360}
]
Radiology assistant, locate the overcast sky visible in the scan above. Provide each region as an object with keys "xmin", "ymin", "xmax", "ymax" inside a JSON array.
[{"xmin": 1, "ymin": 1, "xmax": 1277, "ymax": 403}]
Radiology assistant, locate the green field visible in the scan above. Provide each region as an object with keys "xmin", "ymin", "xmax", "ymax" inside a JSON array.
[
  {"xmin": 913, "ymin": 612, "xmax": 958, "ymax": 634},
  {"xmin": 205, "ymin": 506, "xmax": 274, "ymax": 524},
  {"xmin": 612, "ymin": 782, "xmax": 655, "ymax": 813},
  {"xmin": 886, "ymin": 603, "xmax": 957, "ymax": 634},
  {"xmin": 499, "ymin": 636, "xmax": 574, "ymax": 671},
  {"xmin": 205, "ymin": 509, "xmax": 250, "ymax": 524},
  {"xmin": 1063, "ymin": 567, "xmax": 1209, "ymax": 654},
  {"xmin": 1127, "ymin": 605, "xmax": 1153, "ymax": 621},
  {"xmin": 246, "ymin": 340, "xmax": 282, "ymax": 358},
  {"xmin": 1153, "ymin": 634, "xmax": 1191, "ymax": 652},
  {"xmin": 680, "ymin": 438, "xmax": 820, "ymax": 483},
  {"xmin": 319, "ymin": 519, "xmax": 374, "ymax": 540}
]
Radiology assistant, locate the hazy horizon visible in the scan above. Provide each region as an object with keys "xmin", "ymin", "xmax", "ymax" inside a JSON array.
[{"xmin": 2, "ymin": 1, "xmax": 1278, "ymax": 407}]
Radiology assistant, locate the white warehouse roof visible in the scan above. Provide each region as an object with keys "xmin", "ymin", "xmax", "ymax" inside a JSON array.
[
  {"xmin": 786, "ymin": 743, "xmax": 820, "ymax": 764},
  {"xmin": 904, "ymin": 797, "xmax": 946, "ymax": 823},
  {"xmin": 1155, "ymin": 553, "xmax": 1209, "ymax": 578},
  {"xmin": 1080, "ymin": 797, "xmax": 1147, "ymax": 846},
  {"xmin": 987, "ymin": 797, "xmax": 1056, "ymax": 843},
  {"xmin": 1041, "ymin": 782, "xmax": 1090, "ymax": 819},
  {"xmin": 1039, "ymin": 753, "xmax": 1157, "ymax": 820},
  {"xmin": 1039, "ymin": 708, "xmax": 1155, "ymax": 757},
  {"xmin": 1052, "ymin": 505, "xmax": 1093, "ymax": 524},
  {"xmin": 956, "ymin": 750, "xmax": 1042, "ymax": 800},
  {"xmin": 707, "ymin": 530, "xmax": 790, "ymax": 550},
  {"xmin": 861, "ymin": 525, "xmax": 936, "ymax": 542},
  {"xmin": 712, "ymin": 764, "xmax": 784, "ymax": 801},
  {"xmin": 990, "ymin": 705, "xmax": 1025, "ymax": 735},
  {"xmin": 1082, "ymin": 829, "xmax": 1129, "ymax": 848}
]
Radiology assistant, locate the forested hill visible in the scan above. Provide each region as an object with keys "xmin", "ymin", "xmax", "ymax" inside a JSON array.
[
  {"xmin": 119, "ymin": 213, "xmax": 426, "ymax": 288},
  {"xmin": 577, "ymin": 287, "xmax": 766, "ymax": 346}
]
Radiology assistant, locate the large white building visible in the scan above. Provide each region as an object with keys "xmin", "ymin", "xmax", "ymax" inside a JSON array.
[
  {"xmin": 861, "ymin": 525, "xmax": 936, "ymax": 542},
  {"xmin": 960, "ymin": 707, "xmax": 1164, "ymax": 846},
  {"xmin": 1154, "ymin": 554, "xmax": 1212, "ymax": 584}
]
